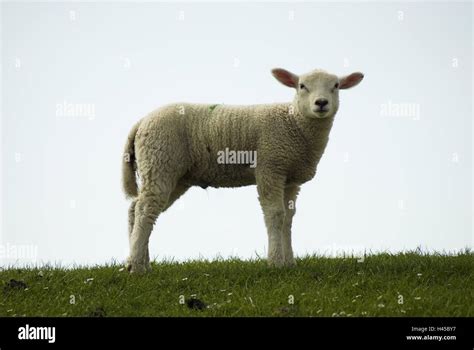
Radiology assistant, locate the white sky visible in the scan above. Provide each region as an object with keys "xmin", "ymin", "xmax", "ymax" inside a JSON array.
[{"xmin": 1, "ymin": 1, "xmax": 472, "ymax": 266}]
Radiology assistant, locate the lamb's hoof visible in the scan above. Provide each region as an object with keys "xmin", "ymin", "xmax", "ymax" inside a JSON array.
[
  {"xmin": 126, "ymin": 259, "xmax": 151, "ymax": 274},
  {"xmin": 268, "ymin": 256, "xmax": 296, "ymax": 268},
  {"xmin": 267, "ymin": 258, "xmax": 285, "ymax": 268}
]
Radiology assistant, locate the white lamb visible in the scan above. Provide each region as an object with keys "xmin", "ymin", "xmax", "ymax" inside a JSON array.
[{"xmin": 123, "ymin": 68, "xmax": 364, "ymax": 273}]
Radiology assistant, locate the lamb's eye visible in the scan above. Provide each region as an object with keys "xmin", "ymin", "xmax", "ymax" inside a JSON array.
[
  {"xmin": 300, "ymin": 84, "xmax": 307, "ymax": 91},
  {"xmin": 334, "ymin": 83, "xmax": 339, "ymax": 89}
]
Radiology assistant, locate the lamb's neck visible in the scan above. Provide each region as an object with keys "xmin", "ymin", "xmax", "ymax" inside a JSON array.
[{"xmin": 291, "ymin": 108, "xmax": 335, "ymax": 155}]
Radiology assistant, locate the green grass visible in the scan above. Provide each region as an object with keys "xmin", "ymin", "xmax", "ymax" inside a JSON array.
[{"xmin": 1, "ymin": 251, "xmax": 472, "ymax": 317}]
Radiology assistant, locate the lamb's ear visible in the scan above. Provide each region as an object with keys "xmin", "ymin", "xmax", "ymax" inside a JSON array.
[
  {"xmin": 271, "ymin": 68, "xmax": 299, "ymax": 88},
  {"xmin": 339, "ymin": 72, "xmax": 364, "ymax": 89}
]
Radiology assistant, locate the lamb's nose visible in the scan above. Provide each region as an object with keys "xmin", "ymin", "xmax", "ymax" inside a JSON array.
[{"xmin": 315, "ymin": 99, "xmax": 328, "ymax": 108}]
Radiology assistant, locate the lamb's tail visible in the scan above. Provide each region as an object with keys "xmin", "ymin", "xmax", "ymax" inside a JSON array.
[{"xmin": 122, "ymin": 121, "xmax": 140, "ymax": 199}]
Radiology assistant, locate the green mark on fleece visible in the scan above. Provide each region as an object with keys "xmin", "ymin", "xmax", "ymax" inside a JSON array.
[{"xmin": 209, "ymin": 104, "xmax": 220, "ymax": 112}]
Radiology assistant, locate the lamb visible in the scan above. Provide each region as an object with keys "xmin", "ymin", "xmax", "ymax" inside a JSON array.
[{"xmin": 122, "ymin": 68, "xmax": 364, "ymax": 273}]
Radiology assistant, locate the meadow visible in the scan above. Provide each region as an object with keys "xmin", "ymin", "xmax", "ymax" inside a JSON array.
[{"xmin": 1, "ymin": 251, "xmax": 472, "ymax": 317}]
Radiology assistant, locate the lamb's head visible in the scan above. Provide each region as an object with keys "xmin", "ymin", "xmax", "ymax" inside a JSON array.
[{"xmin": 272, "ymin": 68, "xmax": 364, "ymax": 119}]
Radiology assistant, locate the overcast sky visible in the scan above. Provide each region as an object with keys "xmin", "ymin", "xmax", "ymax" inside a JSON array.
[{"xmin": 1, "ymin": 1, "xmax": 472, "ymax": 267}]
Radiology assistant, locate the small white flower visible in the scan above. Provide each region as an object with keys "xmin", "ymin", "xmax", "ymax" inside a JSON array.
[
  {"xmin": 377, "ymin": 303, "xmax": 385, "ymax": 308},
  {"xmin": 414, "ymin": 296, "xmax": 421, "ymax": 300},
  {"xmin": 417, "ymin": 273, "xmax": 422, "ymax": 277},
  {"xmin": 181, "ymin": 277, "xmax": 188, "ymax": 281},
  {"xmin": 118, "ymin": 267, "xmax": 125, "ymax": 272},
  {"xmin": 84, "ymin": 278, "xmax": 94, "ymax": 283}
]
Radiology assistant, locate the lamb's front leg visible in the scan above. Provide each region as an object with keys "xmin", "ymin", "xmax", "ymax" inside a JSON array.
[
  {"xmin": 257, "ymin": 174, "xmax": 286, "ymax": 267},
  {"xmin": 282, "ymin": 185, "xmax": 300, "ymax": 266}
]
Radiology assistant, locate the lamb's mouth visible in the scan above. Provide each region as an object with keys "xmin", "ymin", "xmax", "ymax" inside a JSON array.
[{"xmin": 312, "ymin": 108, "xmax": 329, "ymax": 117}]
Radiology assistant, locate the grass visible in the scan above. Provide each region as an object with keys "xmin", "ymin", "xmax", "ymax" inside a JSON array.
[{"xmin": 0, "ymin": 251, "xmax": 472, "ymax": 317}]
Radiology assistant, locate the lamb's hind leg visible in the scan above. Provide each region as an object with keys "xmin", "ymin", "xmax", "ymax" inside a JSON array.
[
  {"xmin": 126, "ymin": 183, "xmax": 188, "ymax": 271},
  {"xmin": 128, "ymin": 199, "xmax": 150, "ymax": 269},
  {"xmin": 128, "ymin": 199, "xmax": 137, "ymax": 237},
  {"xmin": 127, "ymin": 184, "xmax": 172, "ymax": 274},
  {"xmin": 162, "ymin": 183, "xmax": 190, "ymax": 212}
]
